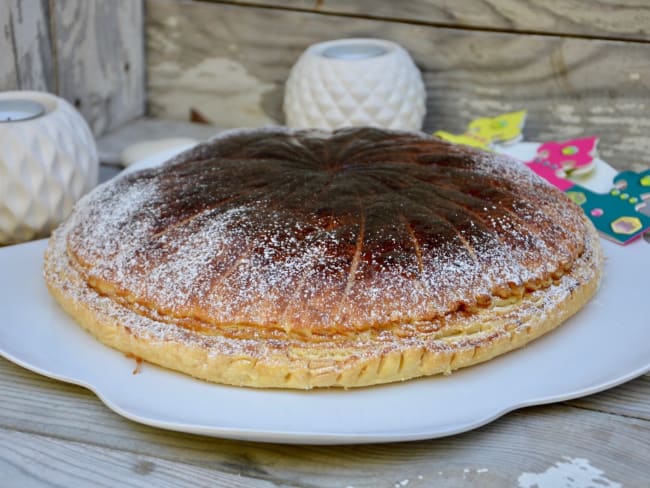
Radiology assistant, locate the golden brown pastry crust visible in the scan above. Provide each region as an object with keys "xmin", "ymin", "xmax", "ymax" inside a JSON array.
[{"xmin": 44, "ymin": 128, "xmax": 603, "ymax": 389}]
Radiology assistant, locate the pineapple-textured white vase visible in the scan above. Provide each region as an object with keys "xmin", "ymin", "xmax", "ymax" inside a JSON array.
[
  {"xmin": 284, "ymin": 38, "xmax": 426, "ymax": 131},
  {"xmin": 0, "ymin": 91, "xmax": 98, "ymax": 245}
]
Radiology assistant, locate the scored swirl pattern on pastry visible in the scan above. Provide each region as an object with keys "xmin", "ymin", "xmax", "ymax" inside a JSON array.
[
  {"xmin": 45, "ymin": 127, "xmax": 602, "ymax": 388},
  {"xmin": 68, "ymin": 128, "xmax": 585, "ymax": 335}
]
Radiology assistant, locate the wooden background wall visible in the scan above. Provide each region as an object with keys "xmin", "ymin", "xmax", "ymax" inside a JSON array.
[
  {"xmin": 0, "ymin": 0, "xmax": 145, "ymax": 136},
  {"xmin": 2, "ymin": 0, "xmax": 649, "ymax": 170},
  {"xmin": 147, "ymin": 0, "xmax": 650, "ymax": 171}
]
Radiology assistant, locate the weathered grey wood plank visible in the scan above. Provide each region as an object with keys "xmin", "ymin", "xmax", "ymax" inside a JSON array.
[
  {"xmin": 0, "ymin": 358, "xmax": 648, "ymax": 487},
  {"xmin": 0, "ymin": 1, "xmax": 19, "ymax": 90},
  {"xmin": 8, "ymin": 0, "xmax": 55, "ymax": 92},
  {"xmin": 147, "ymin": 1, "xmax": 650, "ymax": 171},
  {"xmin": 147, "ymin": 1, "xmax": 279, "ymax": 129},
  {"xmin": 567, "ymin": 374, "xmax": 650, "ymax": 421},
  {"xmin": 53, "ymin": 0, "xmax": 146, "ymax": 135},
  {"xmin": 96, "ymin": 117, "xmax": 223, "ymax": 164},
  {"xmin": 219, "ymin": 0, "xmax": 650, "ymax": 42},
  {"xmin": 0, "ymin": 427, "xmax": 276, "ymax": 488}
]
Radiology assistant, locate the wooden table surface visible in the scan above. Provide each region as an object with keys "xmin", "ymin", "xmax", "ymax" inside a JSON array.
[{"xmin": 1, "ymin": 119, "xmax": 649, "ymax": 487}]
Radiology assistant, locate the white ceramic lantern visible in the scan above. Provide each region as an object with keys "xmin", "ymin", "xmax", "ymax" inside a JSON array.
[
  {"xmin": 284, "ymin": 38, "xmax": 426, "ymax": 131},
  {"xmin": 0, "ymin": 91, "xmax": 98, "ymax": 245}
]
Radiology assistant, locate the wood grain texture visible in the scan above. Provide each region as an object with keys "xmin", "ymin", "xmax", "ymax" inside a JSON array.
[
  {"xmin": 0, "ymin": 0, "xmax": 146, "ymax": 136},
  {"xmin": 0, "ymin": 427, "xmax": 276, "ymax": 488},
  {"xmin": 147, "ymin": 0, "xmax": 650, "ymax": 171},
  {"xmin": 567, "ymin": 374, "xmax": 650, "ymax": 421},
  {"xmin": 0, "ymin": 358, "xmax": 648, "ymax": 487},
  {"xmin": 52, "ymin": 0, "xmax": 146, "ymax": 135},
  {"xmin": 217, "ymin": 0, "xmax": 650, "ymax": 42},
  {"xmin": 96, "ymin": 117, "xmax": 223, "ymax": 164},
  {"xmin": 0, "ymin": 0, "xmax": 54, "ymax": 92},
  {"xmin": 8, "ymin": 0, "xmax": 55, "ymax": 91},
  {"xmin": 0, "ymin": 2, "xmax": 19, "ymax": 90}
]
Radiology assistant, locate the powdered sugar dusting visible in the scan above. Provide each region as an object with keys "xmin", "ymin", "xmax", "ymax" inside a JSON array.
[
  {"xmin": 44, "ymin": 209, "xmax": 600, "ymax": 366},
  {"xmin": 43, "ymin": 127, "xmax": 602, "ymax": 383}
]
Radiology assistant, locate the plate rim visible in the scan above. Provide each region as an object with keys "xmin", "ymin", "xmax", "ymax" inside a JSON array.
[{"xmin": 2, "ymin": 142, "xmax": 649, "ymax": 444}]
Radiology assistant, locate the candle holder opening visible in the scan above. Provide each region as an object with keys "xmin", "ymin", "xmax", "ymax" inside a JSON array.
[
  {"xmin": 321, "ymin": 42, "xmax": 388, "ymax": 60},
  {"xmin": 0, "ymin": 99, "xmax": 46, "ymax": 123}
]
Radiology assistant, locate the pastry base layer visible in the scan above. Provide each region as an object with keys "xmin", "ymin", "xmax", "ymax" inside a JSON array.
[{"xmin": 44, "ymin": 217, "xmax": 602, "ymax": 390}]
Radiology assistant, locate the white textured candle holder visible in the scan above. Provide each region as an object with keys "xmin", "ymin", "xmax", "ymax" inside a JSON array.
[
  {"xmin": 0, "ymin": 91, "xmax": 98, "ymax": 245},
  {"xmin": 284, "ymin": 38, "xmax": 426, "ymax": 131}
]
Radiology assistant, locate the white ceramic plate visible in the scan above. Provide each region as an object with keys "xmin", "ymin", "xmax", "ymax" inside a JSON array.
[{"xmin": 1, "ymin": 144, "xmax": 648, "ymax": 445}]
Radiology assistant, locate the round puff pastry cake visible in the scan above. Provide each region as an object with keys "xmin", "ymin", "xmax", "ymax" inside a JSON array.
[{"xmin": 44, "ymin": 127, "xmax": 603, "ymax": 389}]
